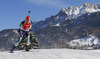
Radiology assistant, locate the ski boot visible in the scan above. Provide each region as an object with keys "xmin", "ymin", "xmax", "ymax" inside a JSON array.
[
  {"xmin": 10, "ymin": 46, "xmax": 16, "ymax": 53},
  {"xmin": 26, "ymin": 45, "xmax": 29, "ymax": 51}
]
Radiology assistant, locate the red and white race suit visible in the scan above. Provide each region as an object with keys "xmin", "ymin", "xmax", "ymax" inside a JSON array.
[{"xmin": 21, "ymin": 21, "xmax": 31, "ymax": 31}]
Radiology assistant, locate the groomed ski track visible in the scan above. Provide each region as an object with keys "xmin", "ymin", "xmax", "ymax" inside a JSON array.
[{"xmin": 0, "ymin": 49, "xmax": 100, "ymax": 59}]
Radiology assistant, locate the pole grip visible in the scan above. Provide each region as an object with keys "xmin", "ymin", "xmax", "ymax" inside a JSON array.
[{"xmin": 28, "ymin": 11, "xmax": 31, "ymax": 16}]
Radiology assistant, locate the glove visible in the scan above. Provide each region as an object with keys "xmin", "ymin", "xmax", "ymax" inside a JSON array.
[
  {"xmin": 18, "ymin": 29, "xmax": 21, "ymax": 33},
  {"xmin": 29, "ymin": 29, "xmax": 33, "ymax": 31}
]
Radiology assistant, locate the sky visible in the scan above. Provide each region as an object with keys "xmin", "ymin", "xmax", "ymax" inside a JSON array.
[{"xmin": 0, "ymin": 0, "xmax": 100, "ymax": 31}]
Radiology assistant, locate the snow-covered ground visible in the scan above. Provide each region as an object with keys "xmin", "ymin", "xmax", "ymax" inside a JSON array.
[{"xmin": 0, "ymin": 49, "xmax": 100, "ymax": 59}]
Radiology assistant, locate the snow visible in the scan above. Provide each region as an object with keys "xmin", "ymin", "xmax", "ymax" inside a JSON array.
[
  {"xmin": 0, "ymin": 34, "xmax": 9, "ymax": 37},
  {"xmin": 0, "ymin": 49, "xmax": 100, "ymax": 59},
  {"xmin": 66, "ymin": 28, "xmax": 68, "ymax": 32},
  {"xmin": 69, "ymin": 34, "xmax": 100, "ymax": 47},
  {"xmin": 53, "ymin": 16, "xmax": 64, "ymax": 26},
  {"xmin": 13, "ymin": 30, "xmax": 18, "ymax": 34},
  {"xmin": 3, "ymin": 34, "xmax": 9, "ymax": 37},
  {"xmin": 61, "ymin": 3, "xmax": 100, "ymax": 19},
  {"xmin": 62, "ymin": 6, "xmax": 79, "ymax": 16},
  {"xmin": 54, "ymin": 23, "xmax": 60, "ymax": 26}
]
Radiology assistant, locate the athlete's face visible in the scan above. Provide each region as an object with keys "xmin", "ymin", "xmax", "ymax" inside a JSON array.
[{"xmin": 26, "ymin": 19, "xmax": 30, "ymax": 23}]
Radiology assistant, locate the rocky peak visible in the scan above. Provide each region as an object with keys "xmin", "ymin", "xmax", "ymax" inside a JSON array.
[{"xmin": 81, "ymin": 3, "xmax": 99, "ymax": 9}]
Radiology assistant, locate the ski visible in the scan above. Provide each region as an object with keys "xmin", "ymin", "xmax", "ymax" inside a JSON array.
[{"xmin": 9, "ymin": 50, "xmax": 14, "ymax": 53}]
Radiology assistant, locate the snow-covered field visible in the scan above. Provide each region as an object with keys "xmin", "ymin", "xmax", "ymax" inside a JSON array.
[{"xmin": 0, "ymin": 49, "xmax": 100, "ymax": 59}]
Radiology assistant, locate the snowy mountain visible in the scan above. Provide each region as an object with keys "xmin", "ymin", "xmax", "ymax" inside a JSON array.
[
  {"xmin": 33, "ymin": 3, "xmax": 100, "ymax": 32},
  {"xmin": 1, "ymin": 49, "xmax": 100, "ymax": 59},
  {"xmin": 34, "ymin": 3, "xmax": 100, "ymax": 48},
  {"xmin": 69, "ymin": 34, "xmax": 100, "ymax": 47},
  {"xmin": 61, "ymin": 3, "xmax": 100, "ymax": 17}
]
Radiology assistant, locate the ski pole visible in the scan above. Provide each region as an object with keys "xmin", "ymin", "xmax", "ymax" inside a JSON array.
[{"xmin": 28, "ymin": 11, "xmax": 31, "ymax": 16}]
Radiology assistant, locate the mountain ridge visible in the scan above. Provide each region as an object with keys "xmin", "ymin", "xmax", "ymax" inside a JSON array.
[{"xmin": 32, "ymin": 3, "xmax": 100, "ymax": 32}]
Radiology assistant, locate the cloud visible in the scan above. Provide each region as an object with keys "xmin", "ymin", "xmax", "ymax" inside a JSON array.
[{"xmin": 25, "ymin": 0, "xmax": 68, "ymax": 8}]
